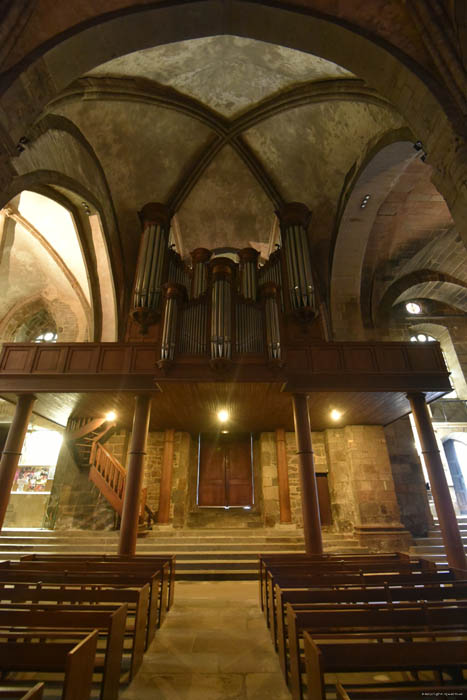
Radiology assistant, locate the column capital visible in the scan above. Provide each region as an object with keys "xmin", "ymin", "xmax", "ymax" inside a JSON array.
[
  {"xmin": 190, "ymin": 247, "xmax": 211, "ymax": 264},
  {"xmin": 209, "ymin": 257, "xmax": 236, "ymax": 282},
  {"xmin": 238, "ymin": 247, "xmax": 260, "ymax": 264},
  {"xmin": 162, "ymin": 282, "xmax": 186, "ymax": 301},
  {"xmin": 259, "ymin": 281, "xmax": 279, "ymax": 300},
  {"xmin": 139, "ymin": 202, "xmax": 171, "ymax": 228},
  {"xmin": 275, "ymin": 202, "xmax": 311, "ymax": 228}
]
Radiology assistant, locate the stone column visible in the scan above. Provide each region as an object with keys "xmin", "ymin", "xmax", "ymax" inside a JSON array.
[
  {"xmin": 408, "ymin": 392, "xmax": 466, "ymax": 571},
  {"xmin": 275, "ymin": 428, "xmax": 292, "ymax": 523},
  {"xmin": 0, "ymin": 394, "xmax": 36, "ymax": 531},
  {"xmin": 292, "ymin": 394, "xmax": 323, "ymax": 554},
  {"xmin": 158, "ymin": 429, "xmax": 175, "ymax": 523},
  {"xmin": 118, "ymin": 394, "xmax": 152, "ymax": 556}
]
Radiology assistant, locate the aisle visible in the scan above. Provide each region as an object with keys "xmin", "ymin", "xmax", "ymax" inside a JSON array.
[{"xmin": 120, "ymin": 581, "xmax": 290, "ymax": 700}]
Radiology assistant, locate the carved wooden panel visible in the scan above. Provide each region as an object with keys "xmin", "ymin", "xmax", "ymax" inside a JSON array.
[
  {"xmin": 375, "ymin": 346, "xmax": 408, "ymax": 372},
  {"xmin": 343, "ymin": 347, "xmax": 375, "ymax": 372},
  {"xmin": 311, "ymin": 347, "xmax": 341, "ymax": 372},
  {"xmin": 33, "ymin": 347, "xmax": 63, "ymax": 372},
  {"xmin": 0, "ymin": 347, "xmax": 34, "ymax": 372},
  {"xmin": 65, "ymin": 347, "xmax": 99, "ymax": 373}
]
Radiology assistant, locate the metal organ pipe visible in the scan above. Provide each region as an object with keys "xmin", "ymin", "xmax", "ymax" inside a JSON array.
[
  {"xmin": 209, "ymin": 258, "xmax": 234, "ymax": 360},
  {"xmin": 260, "ymin": 282, "xmax": 282, "ymax": 361},
  {"xmin": 160, "ymin": 283, "xmax": 184, "ymax": 361},
  {"xmin": 190, "ymin": 248, "xmax": 211, "ymax": 299},
  {"xmin": 238, "ymin": 248, "xmax": 259, "ymax": 301},
  {"xmin": 134, "ymin": 203, "xmax": 171, "ymax": 312},
  {"xmin": 277, "ymin": 202, "xmax": 315, "ymax": 313}
]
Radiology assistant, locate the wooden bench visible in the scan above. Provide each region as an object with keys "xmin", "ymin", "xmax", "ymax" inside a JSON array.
[
  {"xmin": 0, "ymin": 564, "xmax": 163, "ymax": 644},
  {"xmin": 258, "ymin": 553, "xmax": 415, "ymax": 611},
  {"xmin": 0, "ymin": 605, "xmax": 126, "ymax": 700},
  {"xmin": 264, "ymin": 563, "xmax": 451, "ymax": 638},
  {"xmin": 287, "ymin": 604, "xmax": 467, "ymax": 700},
  {"xmin": 20, "ymin": 554, "xmax": 176, "ymax": 610},
  {"xmin": 0, "ymin": 585, "xmax": 148, "ymax": 679},
  {"xmin": 274, "ymin": 580, "xmax": 467, "ymax": 662},
  {"xmin": 0, "ymin": 630, "xmax": 97, "ymax": 700},
  {"xmin": 304, "ymin": 634, "xmax": 467, "ymax": 700},
  {"xmin": 0, "ymin": 684, "xmax": 44, "ymax": 700}
]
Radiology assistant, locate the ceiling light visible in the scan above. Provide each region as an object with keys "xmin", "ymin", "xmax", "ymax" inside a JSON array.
[
  {"xmin": 217, "ymin": 409, "xmax": 229, "ymax": 423},
  {"xmin": 330, "ymin": 409, "xmax": 342, "ymax": 421},
  {"xmin": 105, "ymin": 411, "xmax": 117, "ymax": 422},
  {"xmin": 221, "ymin": 429, "xmax": 229, "ymax": 434},
  {"xmin": 406, "ymin": 302, "xmax": 421, "ymax": 315}
]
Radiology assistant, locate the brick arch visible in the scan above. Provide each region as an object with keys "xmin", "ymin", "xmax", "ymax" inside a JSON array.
[
  {"xmin": 376, "ymin": 270, "xmax": 467, "ymax": 325},
  {"xmin": 0, "ymin": 1, "xmax": 466, "ymax": 250}
]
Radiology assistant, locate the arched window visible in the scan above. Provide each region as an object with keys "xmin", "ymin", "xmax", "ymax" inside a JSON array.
[{"xmin": 410, "ymin": 333, "xmax": 436, "ymax": 343}]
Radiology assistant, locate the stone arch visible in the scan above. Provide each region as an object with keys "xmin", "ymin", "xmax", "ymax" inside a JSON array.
[
  {"xmin": 0, "ymin": 2, "xmax": 465, "ymax": 247},
  {"xmin": 376, "ymin": 270, "xmax": 467, "ymax": 325},
  {"xmin": 1, "ymin": 171, "xmax": 120, "ymax": 341},
  {"xmin": 0, "ymin": 294, "xmax": 81, "ymax": 344},
  {"xmin": 330, "ymin": 138, "xmax": 417, "ymax": 340}
]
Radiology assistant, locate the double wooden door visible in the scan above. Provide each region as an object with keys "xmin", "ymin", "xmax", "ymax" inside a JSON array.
[{"xmin": 198, "ymin": 433, "xmax": 253, "ymax": 507}]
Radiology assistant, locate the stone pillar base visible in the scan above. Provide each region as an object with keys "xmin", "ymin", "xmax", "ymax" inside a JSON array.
[{"xmin": 354, "ymin": 525, "xmax": 412, "ymax": 553}]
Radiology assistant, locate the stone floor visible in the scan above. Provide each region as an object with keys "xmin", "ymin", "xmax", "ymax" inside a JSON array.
[{"xmin": 119, "ymin": 581, "xmax": 291, "ymax": 700}]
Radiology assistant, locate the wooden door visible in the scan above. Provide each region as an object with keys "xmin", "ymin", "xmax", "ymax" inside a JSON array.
[{"xmin": 198, "ymin": 433, "xmax": 253, "ymax": 507}]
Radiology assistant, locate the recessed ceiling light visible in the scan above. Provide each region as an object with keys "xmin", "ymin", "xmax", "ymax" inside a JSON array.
[
  {"xmin": 330, "ymin": 409, "xmax": 342, "ymax": 421},
  {"xmin": 105, "ymin": 411, "xmax": 117, "ymax": 422},
  {"xmin": 217, "ymin": 409, "xmax": 229, "ymax": 423}
]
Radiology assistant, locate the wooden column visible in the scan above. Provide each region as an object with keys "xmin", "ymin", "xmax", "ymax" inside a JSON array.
[
  {"xmin": 275, "ymin": 428, "xmax": 292, "ymax": 522},
  {"xmin": 408, "ymin": 392, "xmax": 466, "ymax": 571},
  {"xmin": 158, "ymin": 429, "xmax": 175, "ymax": 523},
  {"xmin": 118, "ymin": 394, "xmax": 152, "ymax": 556},
  {"xmin": 0, "ymin": 394, "xmax": 36, "ymax": 531},
  {"xmin": 292, "ymin": 394, "xmax": 323, "ymax": 554}
]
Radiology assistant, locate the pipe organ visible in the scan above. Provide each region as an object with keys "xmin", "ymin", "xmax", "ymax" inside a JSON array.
[
  {"xmin": 129, "ymin": 201, "xmax": 322, "ymax": 362},
  {"xmin": 277, "ymin": 202, "xmax": 316, "ymax": 315}
]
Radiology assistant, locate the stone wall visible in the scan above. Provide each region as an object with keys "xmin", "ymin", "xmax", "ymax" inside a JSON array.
[
  {"xmin": 384, "ymin": 416, "xmax": 433, "ymax": 536},
  {"xmin": 49, "ymin": 441, "xmax": 115, "ymax": 530}
]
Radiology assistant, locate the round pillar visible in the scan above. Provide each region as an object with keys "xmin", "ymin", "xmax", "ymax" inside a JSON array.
[
  {"xmin": 292, "ymin": 393, "xmax": 323, "ymax": 554},
  {"xmin": 408, "ymin": 392, "xmax": 466, "ymax": 571},
  {"xmin": 0, "ymin": 394, "xmax": 36, "ymax": 531},
  {"xmin": 118, "ymin": 394, "xmax": 152, "ymax": 556}
]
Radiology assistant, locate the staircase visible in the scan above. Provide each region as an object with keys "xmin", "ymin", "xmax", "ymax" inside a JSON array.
[
  {"xmin": 0, "ymin": 527, "xmax": 367, "ymax": 580},
  {"xmin": 409, "ymin": 515, "xmax": 467, "ymax": 565},
  {"xmin": 66, "ymin": 417, "xmax": 153, "ymax": 527}
]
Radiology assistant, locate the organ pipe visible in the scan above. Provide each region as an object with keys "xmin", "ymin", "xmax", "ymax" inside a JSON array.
[
  {"xmin": 133, "ymin": 203, "xmax": 171, "ymax": 312},
  {"xmin": 276, "ymin": 202, "xmax": 315, "ymax": 314},
  {"xmin": 209, "ymin": 258, "xmax": 234, "ymax": 361},
  {"xmin": 160, "ymin": 283, "xmax": 184, "ymax": 362},
  {"xmin": 260, "ymin": 282, "xmax": 282, "ymax": 362},
  {"xmin": 190, "ymin": 248, "xmax": 211, "ymax": 299},
  {"xmin": 238, "ymin": 248, "xmax": 259, "ymax": 301}
]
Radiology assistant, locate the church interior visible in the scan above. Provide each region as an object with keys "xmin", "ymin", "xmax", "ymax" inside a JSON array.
[{"xmin": 0, "ymin": 1, "xmax": 466, "ymax": 698}]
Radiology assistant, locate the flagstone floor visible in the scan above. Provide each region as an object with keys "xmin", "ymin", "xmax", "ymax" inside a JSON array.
[{"xmin": 119, "ymin": 580, "xmax": 291, "ymax": 700}]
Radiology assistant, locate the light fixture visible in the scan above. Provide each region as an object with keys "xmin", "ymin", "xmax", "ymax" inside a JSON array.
[
  {"xmin": 105, "ymin": 411, "xmax": 117, "ymax": 422},
  {"xmin": 221, "ymin": 429, "xmax": 229, "ymax": 434},
  {"xmin": 217, "ymin": 409, "xmax": 229, "ymax": 423},
  {"xmin": 360, "ymin": 194, "xmax": 371, "ymax": 209},
  {"xmin": 406, "ymin": 302, "xmax": 421, "ymax": 315},
  {"xmin": 330, "ymin": 409, "xmax": 342, "ymax": 421}
]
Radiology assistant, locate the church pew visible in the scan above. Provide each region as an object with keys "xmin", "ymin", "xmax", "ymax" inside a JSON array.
[
  {"xmin": 258, "ymin": 553, "xmax": 413, "ymax": 611},
  {"xmin": 274, "ymin": 580, "xmax": 467, "ymax": 659},
  {"xmin": 0, "ymin": 630, "xmax": 98, "ymax": 700},
  {"xmin": 0, "ymin": 605, "xmax": 127, "ymax": 700},
  {"xmin": 304, "ymin": 634, "xmax": 467, "ymax": 700},
  {"xmin": 0, "ymin": 563, "xmax": 163, "ymax": 643},
  {"xmin": 0, "ymin": 685, "xmax": 44, "ymax": 700},
  {"xmin": 288, "ymin": 605, "xmax": 467, "ymax": 700},
  {"xmin": 336, "ymin": 682, "xmax": 467, "ymax": 700},
  {"xmin": 0, "ymin": 581, "xmax": 150, "ymax": 676},
  {"xmin": 21, "ymin": 554, "xmax": 176, "ymax": 610},
  {"xmin": 264, "ymin": 561, "xmax": 446, "ymax": 636},
  {"xmin": 10, "ymin": 558, "xmax": 169, "ymax": 626}
]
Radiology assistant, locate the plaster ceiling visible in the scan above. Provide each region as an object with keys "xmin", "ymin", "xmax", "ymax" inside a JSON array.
[{"xmin": 87, "ymin": 36, "xmax": 354, "ymax": 117}]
